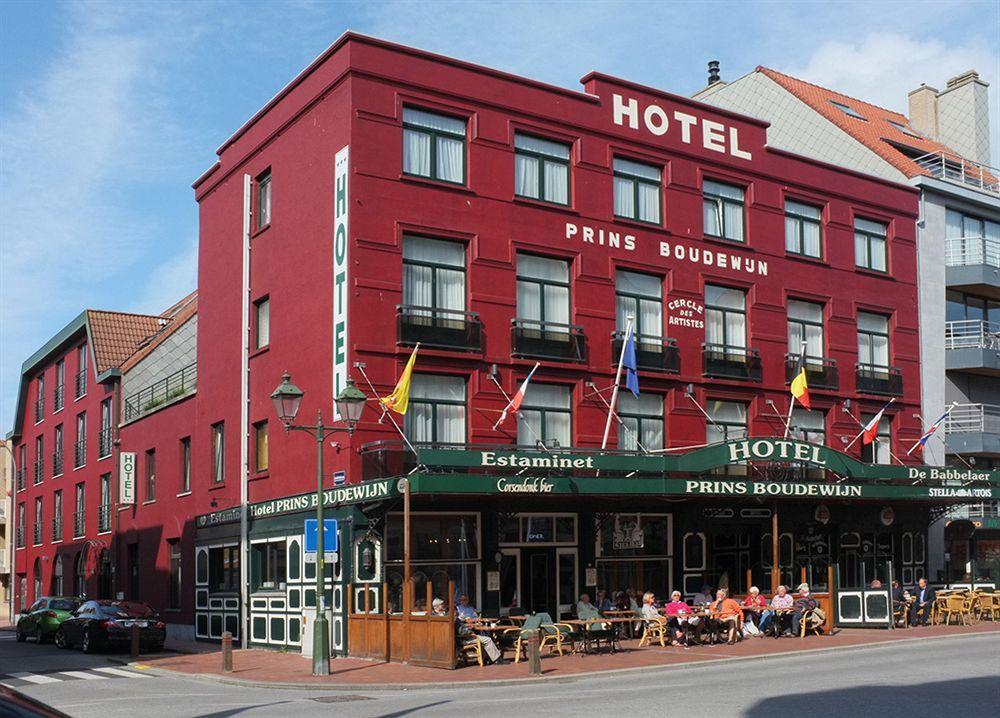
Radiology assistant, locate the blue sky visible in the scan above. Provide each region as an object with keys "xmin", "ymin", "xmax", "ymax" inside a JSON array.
[{"xmin": 2, "ymin": 0, "xmax": 998, "ymax": 430}]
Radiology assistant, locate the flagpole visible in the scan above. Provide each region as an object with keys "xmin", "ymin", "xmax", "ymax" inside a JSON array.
[
  {"xmin": 488, "ymin": 367, "xmax": 553, "ymax": 455},
  {"xmin": 602, "ymin": 317, "xmax": 633, "ymax": 450},
  {"xmin": 353, "ymin": 362, "xmax": 420, "ymax": 457},
  {"xmin": 844, "ymin": 397, "xmax": 895, "ymax": 449},
  {"xmin": 586, "ymin": 382, "xmax": 648, "ymax": 454},
  {"xmin": 784, "ymin": 340, "xmax": 807, "ymax": 439},
  {"xmin": 906, "ymin": 402, "xmax": 956, "ymax": 455}
]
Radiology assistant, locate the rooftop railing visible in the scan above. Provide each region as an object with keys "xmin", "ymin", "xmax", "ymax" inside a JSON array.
[
  {"xmin": 915, "ymin": 150, "xmax": 1000, "ymax": 195},
  {"xmin": 945, "ymin": 403, "xmax": 1000, "ymax": 435},
  {"xmin": 945, "ymin": 235, "xmax": 1000, "ymax": 269},
  {"xmin": 949, "ymin": 501, "xmax": 1000, "ymax": 520},
  {"xmin": 123, "ymin": 362, "xmax": 197, "ymax": 422},
  {"xmin": 945, "ymin": 319, "xmax": 1000, "ymax": 350}
]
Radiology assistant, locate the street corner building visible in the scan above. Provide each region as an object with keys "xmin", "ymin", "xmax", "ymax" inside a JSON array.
[{"xmin": 8, "ymin": 33, "xmax": 1000, "ymax": 658}]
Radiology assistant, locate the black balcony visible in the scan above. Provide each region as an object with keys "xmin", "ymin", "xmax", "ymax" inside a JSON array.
[
  {"xmin": 52, "ymin": 519, "xmax": 63, "ymax": 543},
  {"xmin": 75, "ymin": 370, "xmax": 87, "ymax": 399},
  {"xmin": 54, "ymin": 385, "xmax": 64, "ymax": 412},
  {"xmin": 785, "ymin": 354, "xmax": 839, "ymax": 391},
  {"xmin": 98, "ymin": 428, "xmax": 113, "ymax": 459},
  {"xmin": 34, "ymin": 398, "xmax": 44, "ymax": 423},
  {"xmin": 612, "ymin": 332, "xmax": 680, "ymax": 374},
  {"xmin": 512, "ymin": 319, "xmax": 586, "ymax": 362},
  {"xmin": 702, "ymin": 344, "xmax": 763, "ymax": 381},
  {"xmin": 52, "ymin": 451, "xmax": 63, "ymax": 477},
  {"xmin": 397, "ymin": 305, "xmax": 482, "ymax": 352},
  {"xmin": 73, "ymin": 510, "xmax": 86, "ymax": 538},
  {"xmin": 74, "ymin": 439, "xmax": 86, "ymax": 468},
  {"xmin": 33, "ymin": 460, "xmax": 43, "ymax": 484},
  {"xmin": 856, "ymin": 364, "xmax": 903, "ymax": 397}
]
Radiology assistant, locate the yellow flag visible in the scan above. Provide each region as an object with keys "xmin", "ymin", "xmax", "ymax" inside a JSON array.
[{"xmin": 381, "ymin": 344, "xmax": 419, "ymax": 415}]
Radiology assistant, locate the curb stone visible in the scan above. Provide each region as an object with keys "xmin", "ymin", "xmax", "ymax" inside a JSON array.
[{"xmin": 112, "ymin": 629, "xmax": 1000, "ymax": 692}]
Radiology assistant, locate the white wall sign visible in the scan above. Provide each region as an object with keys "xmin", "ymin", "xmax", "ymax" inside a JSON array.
[
  {"xmin": 333, "ymin": 145, "xmax": 350, "ymax": 419},
  {"xmin": 668, "ymin": 298, "xmax": 705, "ymax": 330},
  {"xmin": 119, "ymin": 452, "xmax": 136, "ymax": 505}
]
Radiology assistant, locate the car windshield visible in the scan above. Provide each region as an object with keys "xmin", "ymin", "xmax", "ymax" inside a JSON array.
[
  {"xmin": 102, "ymin": 602, "xmax": 156, "ymax": 618},
  {"xmin": 50, "ymin": 599, "xmax": 80, "ymax": 611}
]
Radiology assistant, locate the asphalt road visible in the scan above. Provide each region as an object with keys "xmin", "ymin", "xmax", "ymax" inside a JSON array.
[{"xmin": 2, "ymin": 630, "xmax": 998, "ymax": 718}]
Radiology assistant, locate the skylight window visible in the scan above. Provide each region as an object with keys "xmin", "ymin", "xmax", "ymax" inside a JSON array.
[
  {"xmin": 829, "ymin": 101, "xmax": 867, "ymax": 121},
  {"xmin": 888, "ymin": 120, "xmax": 921, "ymax": 139}
]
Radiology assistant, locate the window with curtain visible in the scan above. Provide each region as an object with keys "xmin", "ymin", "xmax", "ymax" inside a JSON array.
[
  {"xmin": 857, "ymin": 312, "xmax": 890, "ymax": 369},
  {"xmin": 404, "ymin": 374, "xmax": 466, "ymax": 445},
  {"xmin": 53, "ymin": 425, "xmax": 63, "ymax": 476},
  {"xmin": 706, "ymin": 401, "xmax": 747, "ymax": 444},
  {"xmin": 854, "ymin": 217, "xmax": 887, "ymax": 271},
  {"xmin": 402, "ymin": 107, "xmax": 466, "ymax": 184},
  {"xmin": 514, "ymin": 133, "xmax": 570, "ymax": 205},
  {"xmin": 254, "ymin": 421, "xmax": 269, "ymax": 472},
  {"xmin": 518, "ymin": 383, "xmax": 571, "ymax": 448},
  {"xmin": 616, "ymin": 270, "xmax": 662, "ymax": 340},
  {"xmin": 618, "ymin": 393, "xmax": 663, "ymax": 451},
  {"xmin": 76, "ymin": 344, "xmax": 87, "ymax": 398},
  {"xmin": 145, "ymin": 449, "xmax": 156, "ymax": 502},
  {"xmin": 790, "ymin": 407, "xmax": 826, "ymax": 444},
  {"xmin": 785, "ymin": 200, "xmax": 822, "ymax": 258},
  {"xmin": 54, "ymin": 359, "xmax": 64, "ymax": 411},
  {"xmin": 254, "ymin": 297, "xmax": 269, "ymax": 348},
  {"xmin": 703, "ymin": 180, "xmax": 745, "ymax": 241},
  {"xmin": 33, "ymin": 497, "xmax": 42, "ymax": 545},
  {"xmin": 180, "ymin": 437, "xmax": 191, "ymax": 494},
  {"xmin": 53, "ymin": 490, "xmax": 62, "ymax": 541},
  {"xmin": 516, "ymin": 254, "xmax": 570, "ymax": 331},
  {"xmin": 99, "ymin": 474, "xmax": 111, "ymax": 532},
  {"xmin": 212, "ymin": 422, "xmax": 225, "ymax": 484},
  {"xmin": 402, "ymin": 236, "xmax": 466, "ymax": 318},
  {"xmin": 787, "ymin": 299, "xmax": 825, "ymax": 361},
  {"xmin": 860, "ymin": 414, "xmax": 892, "ymax": 464},
  {"xmin": 613, "ymin": 158, "xmax": 661, "ymax": 224},
  {"xmin": 256, "ymin": 170, "xmax": 271, "ymax": 229},
  {"xmin": 705, "ymin": 284, "xmax": 747, "ymax": 355},
  {"xmin": 35, "ymin": 435, "xmax": 44, "ymax": 482}
]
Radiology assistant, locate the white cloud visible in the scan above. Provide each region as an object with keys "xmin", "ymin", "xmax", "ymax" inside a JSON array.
[{"xmin": 131, "ymin": 237, "xmax": 198, "ymax": 317}]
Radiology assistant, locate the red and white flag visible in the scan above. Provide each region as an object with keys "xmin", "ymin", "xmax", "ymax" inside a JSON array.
[
  {"xmin": 861, "ymin": 407, "xmax": 887, "ymax": 445},
  {"xmin": 494, "ymin": 363, "xmax": 539, "ymax": 431}
]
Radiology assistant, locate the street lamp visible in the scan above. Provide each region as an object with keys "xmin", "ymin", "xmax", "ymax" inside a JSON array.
[{"xmin": 270, "ymin": 372, "xmax": 366, "ymax": 676}]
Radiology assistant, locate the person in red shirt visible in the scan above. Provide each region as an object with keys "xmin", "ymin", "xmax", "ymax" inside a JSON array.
[
  {"xmin": 709, "ymin": 588, "xmax": 744, "ymax": 644},
  {"xmin": 741, "ymin": 586, "xmax": 767, "ymax": 628}
]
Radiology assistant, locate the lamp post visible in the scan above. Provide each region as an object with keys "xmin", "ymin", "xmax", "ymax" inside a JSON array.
[{"xmin": 270, "ymin": 372, "xmax": 366, "ymax": 676}]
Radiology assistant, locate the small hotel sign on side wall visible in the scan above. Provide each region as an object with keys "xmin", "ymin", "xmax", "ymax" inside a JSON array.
[{"xmin": 119, "ymin": 452, "xmax": 136, "ymax": 505}]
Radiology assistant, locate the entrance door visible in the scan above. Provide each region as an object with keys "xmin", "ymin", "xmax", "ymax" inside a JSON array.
[
  {"xmin": 556, "ymin": 548, "xmax": 577, "ymax": 619},
  {"xmin": 521, "ymin": 548, "xmax": 555, "ymax": 617},
  {"xmin": 498, "ymin": 549, "xmax": 520, "ymax": 615}
]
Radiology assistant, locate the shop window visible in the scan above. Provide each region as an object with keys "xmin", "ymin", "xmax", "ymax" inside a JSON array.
[
  {"xmin": 683, "ymin": 532, "xmax": 706, "ymax": 570},
  {"xmin": 613, "ymin": 158, "xmax": 661, "ymax": 224},
  {"xmin": 617, "ymin": 393, "xmax": 663, "ymax": 451},
  {"xmin": 402, "ymin": 107, "xmax": 466, "ymax": 184},
  {"xmin": 854, "ymin": 217, "xmax": 887, "ymax": 272},
  {"xmin": 703, "ymin": 180, "xmax": 745, "ymax": 241},
  {"xmin": 209, "ymin": 545, "xmax": 240, "ymax": 592},
  {"xmin": 599, "ymin": 514, "xmax": 670, "ymax": 556},
  {"xmin": 518, "ymin": 383, "xmax": 571, "ymax": 448},
  {"xmin": 615, "ymin": 270, "xmax": 662, "ymax": 340},
  {"xmin": 515, "ymin": 133, "xmax": 570, "ymax": 205},
  {"xmin": 785, "ymin": 200, "xmax": 822, "ymax": 258},
  {"xmin": 404, "ymin": 374, "xmax": 466, "ymax": 445},
  {"xmin": 386, "ymin": 513, "xmax": 479, "ymax": 561},
  {"xmin": 196, "ymin": 549, "xmax": 209, "ymax": 585},
  {"xmin": 251, "ymin": 541, "xmax": 287, "ymax": 592}
]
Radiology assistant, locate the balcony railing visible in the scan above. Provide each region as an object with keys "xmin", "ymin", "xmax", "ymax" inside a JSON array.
[
  {"xmin": 784, "ymin": 354, "xmax": 839, "ymax": 390},
  {"xmin": 702, "ymin": 344, "xmax": 762, "ymax": 381},
  {"xmin": 511, "ymin": 319, "xmax": 586, "ymax": 363},
  {"xmin": 52, "ymin": 518, "xmax": 63, "ymax": 542},
  {"xmin": 98, "ymin": 427, "xmax": 113, "ymax": 458},
  {"xmin": 33, "ymin": 460, "xmax": 43, "ymax": 484},
  {"xmin": 16, "ymin": 467, "xmax": 25, "ymax": 492},
  {"xmin": 914, "ymin": 150, "xmax": 999, "ymax": 195},
  {"xmin": 949, "ymin": 501, "xmax": 1000, "ymax": 520},
  {"xmin": 945, "ymin": 403, "xmax": 1000, "ymax": 435},
  {"xmin": 946, "ymin": 319, "xmax": 1000, "ymax": 350},
  {"xmin": 75, "ymin": 369, "xmax": 87, "ymax": 398},
  {"xmin": 53, "ymin": 385, "xmax": 64, "ymax": 412},
  {"xmin": 73, "ymin": 439, "xmax": 86, "ymax": 468},
  {"xmin": 52, "ymin": 451, "xmax": 63, "ymax": 477},
  {"xmin": 612, "ymin": 332, "xmax": 680, "ymax": 373},
  {"xmin": 855, "ymin": 364, "xmax": 903, "ymax": 396},
  {"xmin": 34, "ymin": 397, "xmax": 44, "ymax": 423},
  {"xmin": 946, "ymin": 236, "xmax": 1000, "ymax": 269},
  {"xmin": 397, "ymin": 305, "xmax": 483, "ymax": 352},
  {"xmin": 73, "ymin": 510, "xmax": 86, "ymax": 538},
  {"xmin": 98, "ymin": 505, "xmax": 111, "ymax": 533},
  {"xmin": 33, "ymin": 523, "xmax": 42, "ymax": 546},
  {"xmin": 123, "ymin": 362, "xmax": 197, "ymax": 422}
]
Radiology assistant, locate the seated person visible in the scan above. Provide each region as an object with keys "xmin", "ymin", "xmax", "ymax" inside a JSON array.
[
  {"xmin": 870, "ymin": 579, "xmax": 883, "ymax": 589},
  {"xmin": 663, "ymin": 590, "xmax": 695, "ymax": 645},
  {"xmin": 640, "ymin": 591, "xmax": 661, "ymax": 620},
  {"xmin": 692, "ymin": 584, "xmax": 714, "ymax": 606},
  {"xmin": 576, "ymin": 593, "xmax": 598, "ymax": 618},
  {"xmin": 909, "ymin": 577, "xmax": 936, "ymax": 626},
  {"xmin": 625, "ymin": 588, "xmax": 640, "ymax": 612},
  {"xmin": 792, "ymin": 583, "xmax": 818, "ymax": 635},
  {"xmin": 596, "ymin": 590, "xmax": 613, "ymax": 612},
  {"xmin": 456, "ymin": 594, "xmax": 478, "ymax": 621},
  {"xmin": 453, "ymin": 611, "xmax": 506, "ymax": 666},
  {"xmin": 761, "ymin": 585, "xmax": 794, "ymax": 636},
  {"xmin": 431, "ymin": 598, "xmax": 448, "ymax": 615},
  {"xmin": 741, "ymin": 586, "xmax": 767, "ymax": 626},
  {"xmin": 709, "ymin": 588, "xmax": 744, "ymax": 644}
]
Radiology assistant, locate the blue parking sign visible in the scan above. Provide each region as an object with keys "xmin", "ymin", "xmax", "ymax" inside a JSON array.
[{"xmin": 304, "ymin": 518, "xmax": 338, "ymax": 553}]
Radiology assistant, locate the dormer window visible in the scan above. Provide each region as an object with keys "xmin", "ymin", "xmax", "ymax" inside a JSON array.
[{"xmin": 830, "ymin": 101, "xmax": 867, "ymax": 121}]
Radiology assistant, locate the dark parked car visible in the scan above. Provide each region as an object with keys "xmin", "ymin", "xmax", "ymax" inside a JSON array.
[
  {"xmin": 15, "ymin": 597, "xmax": 82, "ymax": 643},
  {"xmin": 54, "ymin": 600, "xmax": 166, "ymax": 654}
]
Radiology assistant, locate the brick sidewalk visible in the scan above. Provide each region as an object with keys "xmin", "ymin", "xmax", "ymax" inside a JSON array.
[{"xmin": 128, "ymin": 621, "xmax": 1000, "ymax": 688}]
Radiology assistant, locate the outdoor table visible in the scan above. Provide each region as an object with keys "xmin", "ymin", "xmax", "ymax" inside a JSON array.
[
  {"xmin": 466, "ymin": 622, "xmax": 515, "ymax": 659},
  {"xmin": 659, "ymin": 609, "xmax": 711, "ymax": 646},
  {"xmin": 562, "ymin": 617, "xmax": 634, "ymax": 655},
  {"xmin": 603, "ymin": 609, "xmax": 640, "ymax": 637},
  {"xmin": 769, "ymin": 608, "xmax": 794, "ymax": 637}
]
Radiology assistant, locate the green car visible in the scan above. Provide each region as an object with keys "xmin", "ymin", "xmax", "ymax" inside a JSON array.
[{"xmin": 16, "ymin": 597, "xmax": 83, "ymax": 643}]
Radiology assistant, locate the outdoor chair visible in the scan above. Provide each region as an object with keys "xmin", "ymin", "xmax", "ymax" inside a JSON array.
[
  {"xmin": 978, "ymin": 593, "xmax": 1000, "ymax": 621},
  {"xmin": 638, "ymin": 617, "xmax": 668, "ymax": 648},
  {"xmin": 893, "ymin": 599, "xmax": 911, "ymax": 628},
  {"xmin": 507, "ymin": 613, "xmax": 578, "ymax": 662},
  {"xmin": 799, "ymin": 607, "xmax": 825, "ymax": 637},
  {"xmin": 459, "ymin": 635, "xmax": 485, "ymax": 667},
  {"xmin": 939, "ymin": 594, "xmax": 971, "ymax": 625},
  {"xmin": 577, "ymin": 605, "xmax": 615, "ymax": 652}
]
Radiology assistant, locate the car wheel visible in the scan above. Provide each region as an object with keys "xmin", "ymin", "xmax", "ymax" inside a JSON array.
[
  {"xmin": 15, "ymin": 623, "xmax": 26, "ymax": 642},
  {"xmin": 81, "ymin": 628, "xmax": 95, "ymax": 654},
  {"xmin": 35, "ymin": 626, "xmax": 46, "ymax": 644},
  {"xmin": 55, "ymin": 628, "xmax": 71, "ymax": 649}
]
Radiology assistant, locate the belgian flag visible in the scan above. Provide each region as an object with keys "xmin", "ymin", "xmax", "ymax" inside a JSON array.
[{"xmin": 790, "ymin": 350, "xmax": 811, "ymax": 410}]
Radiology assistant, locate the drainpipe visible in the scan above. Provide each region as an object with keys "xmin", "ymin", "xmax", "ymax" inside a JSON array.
[{"xmin": 239, "ymin": 174, "xmax": 251, "ymax": 649}]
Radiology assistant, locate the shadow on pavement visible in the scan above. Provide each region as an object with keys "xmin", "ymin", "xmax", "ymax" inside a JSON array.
[{"xmin": 744, "ymin": 676, "xmax": 999, "ymax": 717}]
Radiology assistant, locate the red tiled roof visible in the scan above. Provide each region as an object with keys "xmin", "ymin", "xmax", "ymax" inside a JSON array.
[
  {"xmin": 757, "ymin": 67, "xmax": 960, "ymax": 179},
  {"xmin": 86, "ymin": 310, "xmax": 166, "ymax": 374},
  {"xmin": 120, "ymin": 296, "xmax": 198, "ymax": 372}
]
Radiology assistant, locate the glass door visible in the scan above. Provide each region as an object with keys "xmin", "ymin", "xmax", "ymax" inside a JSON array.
[
  {"xmin": 556, "ymin": 548, "xmax": 578, "ymax": 619},
  {"xmin": 521, "ymin": 548, "xmax": 554, "ymax": 617},
  {"xmin": 499, "ymin": 548, "xmax": 520, "ymax": 615}
]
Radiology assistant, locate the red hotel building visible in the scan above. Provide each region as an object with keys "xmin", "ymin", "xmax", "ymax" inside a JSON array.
[{"xmin": 11, "ymin": 34, "xmax": 999, "ymax": 648}]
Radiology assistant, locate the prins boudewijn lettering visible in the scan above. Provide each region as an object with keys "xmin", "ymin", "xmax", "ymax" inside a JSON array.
[
  {"xmin": 686, "ymin": 480, "xmax": 862, "ymax": 498},
  {"xmin": 611, "ymin": 94, "xmax": 753, "ymax": 161}
]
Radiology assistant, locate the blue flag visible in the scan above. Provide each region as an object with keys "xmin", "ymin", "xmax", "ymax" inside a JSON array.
[{"xmin": 623, "ymin": 327, "xmax": 640, "ymax": 397}]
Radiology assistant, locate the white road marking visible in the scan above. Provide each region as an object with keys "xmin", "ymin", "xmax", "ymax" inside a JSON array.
[
  {"xmin": 92, "ymin": 666, "xmax": 151, "ymax": 678},
  {"xmin": 58, "ymin": 670, "xmax": 110, "ymax": 680},
  {"xmin": 7, "ymin": 672, "xmax": 62, "ymax": 684}
]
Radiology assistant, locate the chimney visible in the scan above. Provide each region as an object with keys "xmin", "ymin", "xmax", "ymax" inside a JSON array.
[
  {"xmin": 938, "ymin": 70, "xmax": 991, "ymax": 165},
  {"xmin": 708, "ymin": 60, "xmax": 721, "ymax": 85},
  {"xmin": 908, "ymin": 84, "xmax": 939, "ymax": 140}
]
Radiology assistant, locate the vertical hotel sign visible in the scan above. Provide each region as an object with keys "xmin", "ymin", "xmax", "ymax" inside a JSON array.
[
  {"xmin": 119, "ymin": 452, "xmax": 136, "ymax": 505},
  {"xmin": 333, "ymin": 146, "xmax": 350, "ymax": 419}
]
